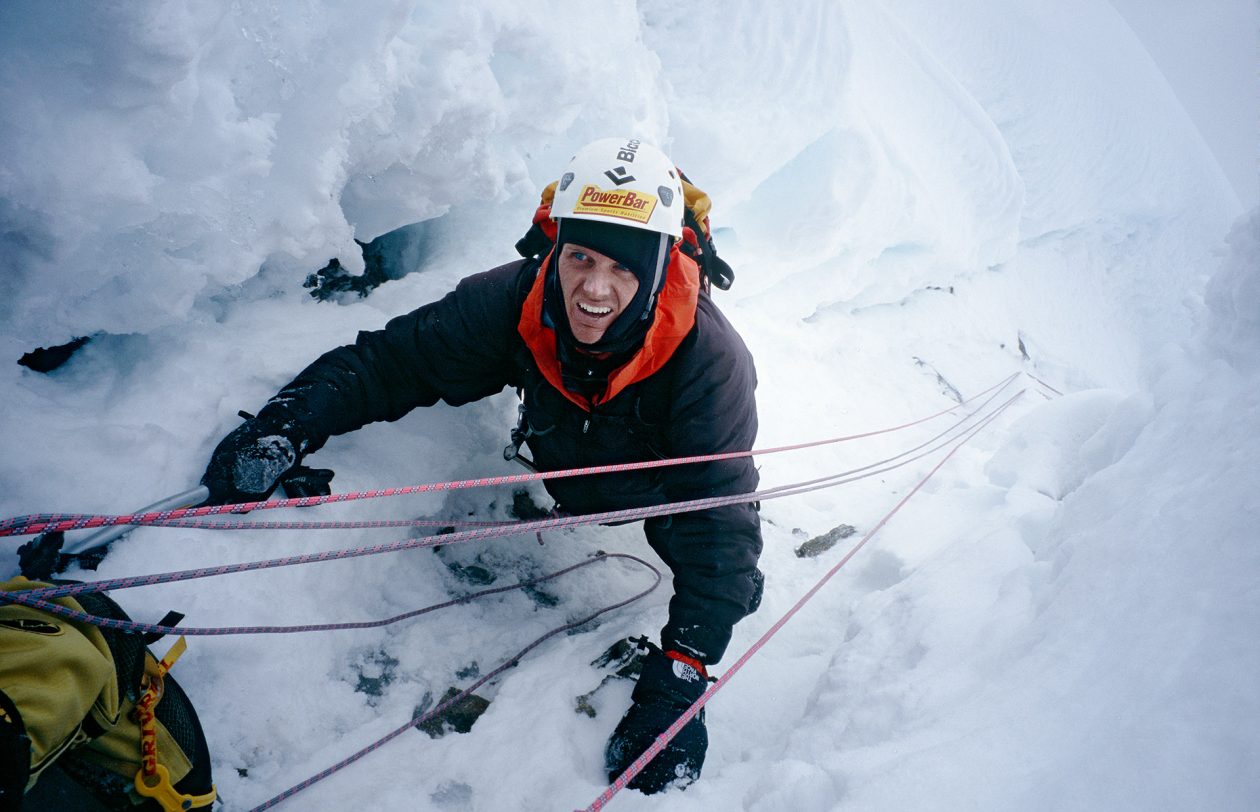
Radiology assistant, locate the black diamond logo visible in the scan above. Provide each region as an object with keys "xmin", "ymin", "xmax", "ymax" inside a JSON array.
[{"xmin": 604, "ymin": 166, "xmax": 636, "ymax": 186}]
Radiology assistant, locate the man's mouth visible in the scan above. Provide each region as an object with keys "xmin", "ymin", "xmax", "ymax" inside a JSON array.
[{"xmin": 576, "ymin": 302, "xmax": 613, "ymax": 317}]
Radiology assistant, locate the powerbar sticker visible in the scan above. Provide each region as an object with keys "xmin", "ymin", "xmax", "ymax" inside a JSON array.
[{"xmin": 572, "ymin": 184, "xmax": 658, "ymax": 224}]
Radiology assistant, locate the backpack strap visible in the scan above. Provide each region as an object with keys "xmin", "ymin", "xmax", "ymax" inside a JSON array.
[
  {"xmin": 514, "ymin": 181, "xmax": 560, "ymax": 260},
  {"xmin": 677, "ymin": 170, "xmax": 735, "ymax": 291}
]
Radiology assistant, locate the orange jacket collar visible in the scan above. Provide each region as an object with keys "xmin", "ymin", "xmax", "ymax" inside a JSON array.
[{"xmin": 518, "ymin": 246, "xmax": 701, "ymax": 412}]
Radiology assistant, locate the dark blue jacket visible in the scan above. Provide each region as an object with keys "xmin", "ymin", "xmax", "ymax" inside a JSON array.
[{"xmin": 264, "ymin": 259, "xmax": 762, "ymax": 662}]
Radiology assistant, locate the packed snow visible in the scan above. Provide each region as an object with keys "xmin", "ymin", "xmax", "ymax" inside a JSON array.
[{"xmin": 2, "ymin": 1, "xmax": 1256, "ymax": 811}]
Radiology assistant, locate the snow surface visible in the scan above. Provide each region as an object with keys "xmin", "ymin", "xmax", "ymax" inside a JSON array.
[{"xmin": 2, "ymin": 2, "xmax": 1257, "ymax": 810}]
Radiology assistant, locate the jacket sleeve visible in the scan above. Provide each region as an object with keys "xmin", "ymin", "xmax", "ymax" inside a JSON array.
[
  {"xmin": 260, "ymin": 261, "xmax": 529, "ymax": 448},
  {"xmin": 645, "ymin": 296, "xmax": 763, "ymax": 664}
]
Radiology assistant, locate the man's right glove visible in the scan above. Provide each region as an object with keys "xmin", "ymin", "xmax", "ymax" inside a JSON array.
[
  {"xmin": 604, "ymin": 644, "xmax": 710, "ymax": 794},
  {"xmin": 200, "ymin": 409, "xmax": 310, "ymax": 508}
]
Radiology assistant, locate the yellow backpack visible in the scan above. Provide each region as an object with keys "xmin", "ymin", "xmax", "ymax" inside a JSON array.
[{"xmin": 0, "ymin": 577, "xmax": 216, "ymax": 811}]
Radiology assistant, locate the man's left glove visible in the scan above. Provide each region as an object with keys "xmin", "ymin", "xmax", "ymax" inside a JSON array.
[{"xmin": 200, "ymin": 409, "xmax": 310, "ymax": 507}]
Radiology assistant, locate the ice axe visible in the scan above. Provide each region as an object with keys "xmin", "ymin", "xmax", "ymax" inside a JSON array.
[
  {"xmin": 16, "ymin": 465, "xmax": 333, "ymax": 580},
  {"xmin": 16, "ymin": 486, "xmax": 209, "ymax": 581}
]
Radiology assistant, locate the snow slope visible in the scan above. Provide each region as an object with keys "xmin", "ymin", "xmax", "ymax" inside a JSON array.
[
  {"xmin": 1110, "ymin": 0, "xmax": 1259, "ymax": 210},
  {"xmin": 1, "ymin": 1, "xmax": 1256, "ymax": 810}
]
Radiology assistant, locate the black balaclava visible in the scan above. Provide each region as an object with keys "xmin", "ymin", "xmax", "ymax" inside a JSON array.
[{"xmin": 543, "ymin": 218, "xmax": 673, "ymax": 397}]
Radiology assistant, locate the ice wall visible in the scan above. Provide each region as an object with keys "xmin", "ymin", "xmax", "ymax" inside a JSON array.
[{"xmin": 0, "ymin": 0, "xmax": 670, "ymax": 345}]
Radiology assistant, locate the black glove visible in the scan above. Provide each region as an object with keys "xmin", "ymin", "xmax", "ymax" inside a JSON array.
[
  {"xmin": 604, "ymin": 644, "xmax": 709, "ymax": 793},
  {"xmin": 200, "ymin": 410, "xmax": 309, "ymax": 508},
  {"xmin": 277, "ymin": 465, "xmax": 335, "ymax": 498}
]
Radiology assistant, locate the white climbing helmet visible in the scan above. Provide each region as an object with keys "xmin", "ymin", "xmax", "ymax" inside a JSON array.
[{"xmin": 550, "ymin": 137, "xmax": 685, "ymax": 238}]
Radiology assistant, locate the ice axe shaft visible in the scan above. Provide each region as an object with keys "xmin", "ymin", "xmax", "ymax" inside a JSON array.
[
  {"xmin": 57, "ymin": 466, "xmax": 331, "ymax": 559},
  {"xmin": 60, "ymin": 485, "xmax": 211, "ymax": 556},
  {"xmin": 19, "ymin": 465, "xmax": 331, "ymax": 580},
  {"xmin": 17, "ymin": 485, "xmax": 209, "ymax": 580}
]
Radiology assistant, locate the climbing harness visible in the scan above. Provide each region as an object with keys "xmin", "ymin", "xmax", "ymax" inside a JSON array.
[{"xmin": 503, "ymin": 401, "xmax": 551, "ymax": 472}]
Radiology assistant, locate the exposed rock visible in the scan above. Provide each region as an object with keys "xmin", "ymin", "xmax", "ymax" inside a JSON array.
[
  {"xmin": 18, "ymin": 336, "xmax": 90, "ymax": 372},
  {"xmin": 795, "ymin": 524, "xmax": 857, "ymax": 558},
  {"xmin": 415, "ymin": 687, "xmax": 491, "ymax": 738},
  {"xmin": 574, "ymin": 638, "xmax": 648, "ymax": 718},
  {"xmin": 352, "ymin": 649, "xmax": 399, "ymax": 702}
]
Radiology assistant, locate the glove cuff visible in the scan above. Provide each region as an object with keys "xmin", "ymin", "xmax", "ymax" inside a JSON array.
[
  {"xmin": 631, "ymin": 648, "xmax": 708, "ymax": 708},
  {"xmin": 663, "ymin": 649, "xmax": 708, "ymax": 681}
]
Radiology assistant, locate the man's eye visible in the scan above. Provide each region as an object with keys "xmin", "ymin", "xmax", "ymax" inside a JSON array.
[
  {"xmin": 615, "ymin": 264, "xmax": 634, "ymax": 275},
  {"xmin": 570, "ymin": 250, "xmax": 589, "ymax": 262}
]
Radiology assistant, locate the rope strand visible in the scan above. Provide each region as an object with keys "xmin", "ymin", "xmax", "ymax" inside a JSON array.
[
  {"xmin": 582, "ymin": 388, "xmax": 1023, "ymax": 810},
  {"xmin": 0, "ymin": 374, "xmax": 1020, "ymax": 538},
  {"xmin": 3, "ymin": 390, "xmax": 1022, "ymax": 605},
  {"xmin": 0, "ymin": 373, "xmax": 1034, "ymax": 812},
  {"xmin": 0, "ymin": 553, "xmax": 652, "ymax": 637},
  {"xmin": 247, "ymin": 554, "xmax": 662, "ymax": 812}
]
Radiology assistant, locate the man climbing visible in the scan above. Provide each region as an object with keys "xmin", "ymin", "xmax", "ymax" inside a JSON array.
[{"xmin": 198, "ymin": 137, "xmax": 763, "ymax": 793}]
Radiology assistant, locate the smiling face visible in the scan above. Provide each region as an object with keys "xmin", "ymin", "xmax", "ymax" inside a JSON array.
[{"xmin": 556, "ymin": 242, "xmax": 641, "ymax": 345}]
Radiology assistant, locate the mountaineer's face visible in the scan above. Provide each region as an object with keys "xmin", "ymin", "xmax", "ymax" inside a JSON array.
[{"xmin": 557, "ymin": 242, "xmax": 640, "ymax": 345}]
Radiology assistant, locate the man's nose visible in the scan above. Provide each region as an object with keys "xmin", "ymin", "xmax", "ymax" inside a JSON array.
[{"xmin": 581, "ymin": 268, "xmax": 614, "ymax": 297}]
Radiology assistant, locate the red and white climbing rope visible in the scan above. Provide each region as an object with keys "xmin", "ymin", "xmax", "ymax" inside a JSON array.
[
  {"xmin": 0, "ymin": 371, "xmax": 1039, "ymax": 812},
  {"xmin": 3, "ymin": 389, "xmax": 1023, "ymax": 606},
  {"xmin": 582, "ymin": 386, "xmax": 1024, "ymax": 811},
  {"xmin": 0, "ymin": 373, "xmax": 1021, "ymax": 538}
]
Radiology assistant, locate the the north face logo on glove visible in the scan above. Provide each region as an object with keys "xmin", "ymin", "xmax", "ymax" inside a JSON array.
[
  {"xmin": 671, "ymin": 659, "xmax": 702, "ymax": 683},
  {"xmin": 665, "ymin": 650, "xmax": 708, "ymax": 684}
]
